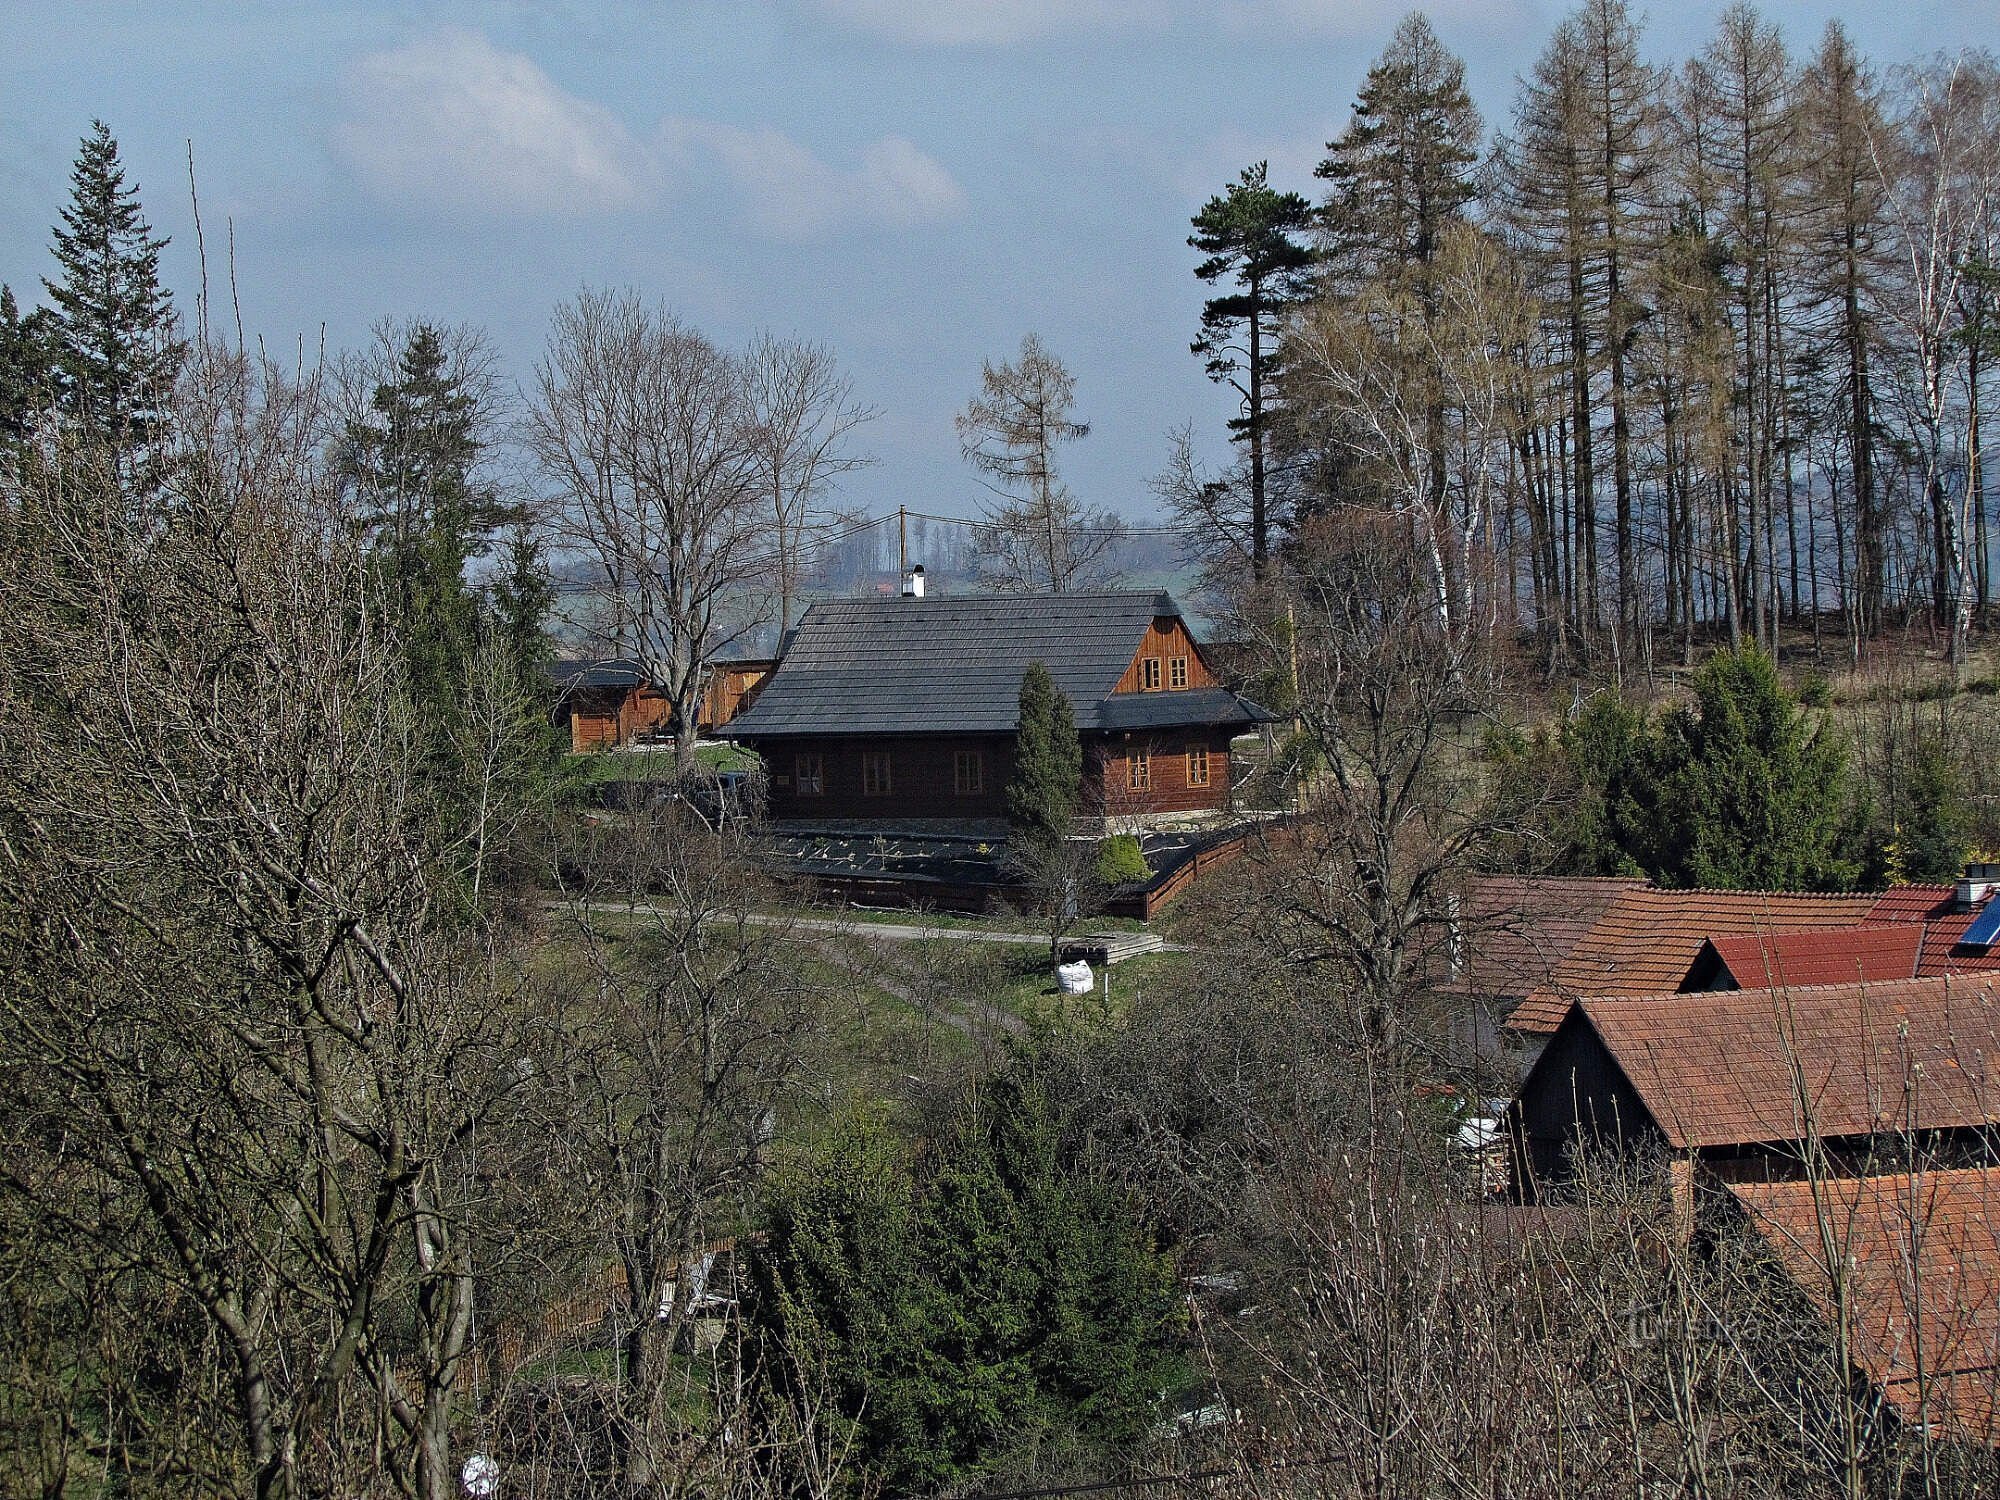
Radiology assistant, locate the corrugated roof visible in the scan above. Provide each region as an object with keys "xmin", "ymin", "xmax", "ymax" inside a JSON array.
[
  {"xmin": 1729, "ymin": 1167, "xmax": 2000, "ymax": 1444},
  {"xmin": 725, "ymin": 591, "xmax": 1267, "ymax": 738},
  {"xmin": 1704, "ymin": 926, "xmax": 1925, "ymax": 990},
  {"xmin": 1577, "ymin": 976, "xmax": 2000, "ymax": 1149},
  {"xmin": 1457, "ymin": 875, "xmax": 1647, "ymax": 1000},
  {"xmin": 1507, "ymin": 887, "xmax": 1881, "ymax": 1033}
]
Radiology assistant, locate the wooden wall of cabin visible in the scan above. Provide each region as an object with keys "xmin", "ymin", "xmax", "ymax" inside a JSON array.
[
  {"xmin": 1112, "ymin": 617, "xmax": 1218, "ymax": 694},
  {"xmin": 701, "ymin": 663, "xmax": 773, "ymax": 731},
  {"xmin": 1508, "ymin": 1019, "xmax": 1660, "ymax": 1197},
  {"xmin": 1088, "ymin": 728, "xmax": 1232, "ymax": 817},
  {"xmin": 567, "ymin": 684, "xmax": 670, "ymax": 753},
  {"xmin": 760, "ymin": 734, "xmax": 1017, "ymax": 820}
]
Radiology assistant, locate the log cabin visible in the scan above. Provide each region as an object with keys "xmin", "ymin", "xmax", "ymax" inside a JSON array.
[
  {"xmin": 550, "ymin": 655, "xmax": 775, "ymax": 753},
  {"xmin": 723, "ymin": 588, "xmax": 1273, "ymax": 824}
]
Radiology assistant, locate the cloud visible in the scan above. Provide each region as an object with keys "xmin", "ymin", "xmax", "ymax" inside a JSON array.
[
  {"xmin": 662, "ymin": 120, "xmax": 966, "ymax": 237},
  {"xmin": 334, "ymin": 30, "xmax": 963, "ymax": 235},
  {"xmin": 802, "ymin": 0, "xmax": 1154, "ymax": 46},
  {"xmin": 335, "ymin": 30, "xmax": 654, "ymax": 214},
  {"xmin": 802, "ymin": 0, "xmax": 1535, "ymax": 47}
]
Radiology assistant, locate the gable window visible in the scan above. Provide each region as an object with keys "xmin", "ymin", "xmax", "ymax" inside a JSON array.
[
  {"xmin": 954, "ymin": 749, "xmax": 984, "ymax": 796},
  {"xmin": 1169, "ymin": 655, "xmax": 1189, "ymax": 690},
  {"xmin": 862, "ymin": 750, "xmax": 892, "ymax": 797},
  {"xmin": 1127, "ymin": 750, "xmax": 1152, "ymax": 793},
  {"xmin": 795, "ymin": 752, "xmax": 824, "ymax": 796},
  {"xmin": 1139, "ymin": 658, "xmax": 1162, "ymax": 690},
  {"xmin": 1187, "ymin": 746, "xmax": 1210, "ymax": 787}
]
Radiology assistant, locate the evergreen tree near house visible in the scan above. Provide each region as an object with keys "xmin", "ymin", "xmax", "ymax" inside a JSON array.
[
  {"xmin": 1886, "ymin": 734, "xmax": 1971, "ymax": 885},
  {"xmin": 1006, "ymin": 662, "xmax": 1081, "ymax": 851},
  {"xmin": 1627, "ymin": 646, "xmax": 1858, "ymax": 891},
  {"xmin": 43, "ymin": 121, "xmax": 182, "ymax": 454},
  {"xmin": 487, "ymin": 520, "xmax": 557, "ymax": 695},
  {"xmin": 746, "ymin": 1061, "xmax": 1182, "ymax": 1494},
  {"xmin": 1188, "ymin": 162, "xmax": 1314, "ymax": 578},
  {"xmin": 337, "ymin": 322, "xmax": 513, "ymax": 723}
]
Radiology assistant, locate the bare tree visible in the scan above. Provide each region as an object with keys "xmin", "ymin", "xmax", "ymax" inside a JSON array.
[
  {"xmin": 739, "ymin": 333, "xmax": 877, "ymax": 629},
  {"xmin": 956, "ymin": 333, "xmax": 1123, "ymax": 593},
  {"xmin": 1285, "ymin": 225, "xmax": 1538, "ymax": 641},
  {"xmin": 0, "ymin": 346, "xmax": 542, "ymax": 1500},
  {"xmin": 545, "ymin": 800, "xmax": 827, "ymax": 1489},
  {"xmin": 1875, "ymin": 51, "xmax": 2000, "ymax": 668},
  {"xmin": 531, "ymin": 289, "xmax": 766, "ymax": 774}
]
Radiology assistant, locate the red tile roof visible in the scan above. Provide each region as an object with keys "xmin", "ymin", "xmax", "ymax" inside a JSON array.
[
  {"xmin": 1728, "ymin": 1167, "xmax": 2000, "ymax": 1444},
  {"xmin": 1867, "ymin": 884, "xmax": 1958, "ymax": 924},
  {"xmin": 1506, "ymin": 888, "xmax": 1881, "ymax": 1033},
  {"xmin": 1703, "ymin": 925, "xmax": 1925, "ymax": 990},
  {"xmin": 1457, "ymin": 875, "xmax": 1646, "ymax": 999},
  {"xmin": 1866, "ymin": 887, "xmax": 2000, "ymax": 977},
  {"xmin": 1576, "ymin": 976, "xmax": 2000, "ymax": 1149}
]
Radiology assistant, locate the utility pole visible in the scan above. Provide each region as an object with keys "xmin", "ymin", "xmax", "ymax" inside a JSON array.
[{"xmin": 899, "ymin": 504, "xmax": 907, "ymax": 578}]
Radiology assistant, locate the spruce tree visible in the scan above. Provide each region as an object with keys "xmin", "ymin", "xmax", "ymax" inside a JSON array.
[
  {"xmin": 488, "ymin": 520, "xmax": 555, "ymax": 693},
  {"xmin": 1316, "ymin": 12, "xmax": 1483, "ymax": 291},
  {"xmin": 0, "ymin": 284, "xmax": 52, "ymax": 452},
  {"xmin": 1627, "ymin": 645, "xmax": 1858, "ymax": 890},
  {"xmin": 1006, "ymin": 662, "xmax": 1081, "ymax": 851},
  {"xmin": 43, "ymin": 121, "xmax": 182, "ymax": 452},
  {"xmin": 338, "ymin": 323, "xmax": 511, "ymax": 720},
  {"xmin": 1189, "ymin": 161, "xmax": 1313, "ymax": 577}
]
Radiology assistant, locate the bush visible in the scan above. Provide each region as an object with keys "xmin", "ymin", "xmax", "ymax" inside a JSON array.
[{"xmin": 1096, "ymin": 835, "xmax": 1151, "ymax": 887}]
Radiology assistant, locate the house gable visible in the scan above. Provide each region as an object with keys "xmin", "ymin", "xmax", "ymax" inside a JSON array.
[{"xmin": 1112, "ymin": 616, "xmax": 1219, "ymax": 695}]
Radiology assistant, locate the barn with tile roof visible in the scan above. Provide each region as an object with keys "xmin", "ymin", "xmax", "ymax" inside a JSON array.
[{"xmin": 1505, "ymin": 975, "xmax": 2000, "ymax": 1192}]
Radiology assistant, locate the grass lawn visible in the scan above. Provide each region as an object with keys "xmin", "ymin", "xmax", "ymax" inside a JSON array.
[{"xmin": 564, "ymin": 742, "xmax": 758, "ymax": 787}]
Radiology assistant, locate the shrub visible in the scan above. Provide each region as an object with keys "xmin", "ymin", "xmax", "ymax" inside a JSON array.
[{"xmin": 1096, "ymin": 834, "xmax": 1152, "ymax": 887}]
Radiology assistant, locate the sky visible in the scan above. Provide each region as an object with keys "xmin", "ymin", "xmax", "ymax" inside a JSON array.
[{"xmin": 3, "ymin": 0, "xmax": 1996, "ymax": 525}]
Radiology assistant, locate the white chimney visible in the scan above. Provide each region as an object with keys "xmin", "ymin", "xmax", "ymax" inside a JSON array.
[
  {"xmin": 902, "ymin": 563, "xmax": 926, "ymax": 598},
  {"xmin": 1957, "ymin": 862, "xmax": 2000, "ymax": 911}
]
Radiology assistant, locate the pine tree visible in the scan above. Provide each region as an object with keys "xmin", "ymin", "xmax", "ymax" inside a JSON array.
[
  {"xmin": 1006, "ymin": 662, "xmax": 1081, "ymax": 851},
  {"xmin": 1189, "ymin": 161, "xmax": 1313, "ymax": 578},
  {"xmin": 42, "ymin": 121, "xmax": 181, "ymax": 452}
]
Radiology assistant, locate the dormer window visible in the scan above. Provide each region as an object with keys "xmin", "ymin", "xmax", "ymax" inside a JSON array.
[
  {"xmin": 1140, "ymin": 658, "xmax": 1162, "ymax": 690},
  {"xmin": 1169, "ymin": 656, "xmax": 1189, "ymax": 690}
]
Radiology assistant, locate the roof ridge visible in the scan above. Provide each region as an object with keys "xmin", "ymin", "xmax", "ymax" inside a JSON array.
[{"xmin": 1578, "ymin": 971, "xmax": 1988, "ymax": 1008}]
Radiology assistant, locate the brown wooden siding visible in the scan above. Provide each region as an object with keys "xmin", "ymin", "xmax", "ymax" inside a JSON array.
[
  {"xmin": 567, "ymin": 684, "xmax": 671, "ymax": 754},
  {"xmin": 702, "ymin": 662, "xmax": 772, "ymax": 730},
  {"xmin": 1112, "ymin": 617, "xmax": 1218, "ymax": 695},
  {"xmin": 1090, "ymin": 728, "xmax": 1233, "ymax": 817},
  {"xmin": 763, "ymin": 734, "xmax": 1018, "ymax": 820}
]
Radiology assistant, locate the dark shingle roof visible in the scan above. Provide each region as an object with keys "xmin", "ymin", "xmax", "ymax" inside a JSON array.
[
  {"xmin": 548, "ymin": 658, "xmax": 646, "ymax": 690},
  {"xmin": 726, "ymin": 591, "xmax": 1269, "ymax": 738}
]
